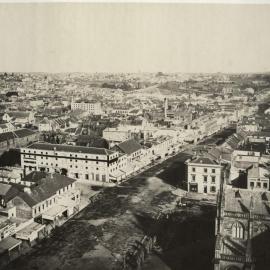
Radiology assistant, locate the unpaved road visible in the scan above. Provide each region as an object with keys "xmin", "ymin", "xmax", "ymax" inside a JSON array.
[{"xmin": 3, "ymin": 152, "xmax": 192, "ymax": 270}]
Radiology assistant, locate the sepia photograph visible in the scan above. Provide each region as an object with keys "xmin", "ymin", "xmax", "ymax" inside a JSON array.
[{"xmin": 0, "ymin": 1, "xmax": 270, "ymax": 269}]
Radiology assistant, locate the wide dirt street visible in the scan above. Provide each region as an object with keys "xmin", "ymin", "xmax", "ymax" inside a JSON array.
[{"xmin": 4, "ymin": 151, "xmax": 193, "ymax": 270}]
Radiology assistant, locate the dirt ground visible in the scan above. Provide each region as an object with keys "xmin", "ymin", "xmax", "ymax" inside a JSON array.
[{"xmin": 3, "ymin": 151, "xmax": 216, "ymax": 270}]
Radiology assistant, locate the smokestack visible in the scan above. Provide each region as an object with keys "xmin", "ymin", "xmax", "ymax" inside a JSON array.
[{"xmin": 164, "ymin": 98, "xmax": 168, "ymax": 119}]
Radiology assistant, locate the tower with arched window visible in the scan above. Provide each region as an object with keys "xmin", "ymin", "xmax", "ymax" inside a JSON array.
[{"xmin": 214, "ymin": 187, "xmax": 270, "ymax": 270}]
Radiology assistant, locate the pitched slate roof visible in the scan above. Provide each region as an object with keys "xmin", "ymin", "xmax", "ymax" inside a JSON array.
[
  {"xmin": 0, "ymin": 129, "xmax": 36, "ymax": 143},
  {"xmin": 224, "ymin": 188, "xmax": 270, "ymax": 216},
  {"xmin": 0, "ymin": 183, "xmax": 19, "ymax": 201},
  {"xmin": 17, "ymin": 174, "xmax": 76, "ymax": 207},
  {"xmin": 14, "ymin": 129, "xmax": 36, "ymax": 138},
  {"xmin": 22, "ymin": 171, "xmax": 48, "ymax": 183},
  {"xmin": 27, "ymin": 142, "xmax": 115, "ymax": 156},
  {"xmin": 115, "ymin": 139, "xmax": 143, "ymax": 155},
  {"xmin": 189, "ymin": 156, "xmax": 219, "ymax": 165}
]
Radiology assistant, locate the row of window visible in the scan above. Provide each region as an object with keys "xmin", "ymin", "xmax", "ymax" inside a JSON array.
[
  {"xmin": 250, "ymin": 181, "xmax": 268, "ymax": 189},
  {"xmin": 191, "ymin": 175, "xmax": 216, "ymax": 183},
  {"xmin": 192, "ymin": 167, "xmax": 216, "ymax": 173},
  {"xmin": 74, "ymin": 173, "xmax": 106, "ymax": 182},
  {"xmin": 37, "ymin": 156, "xmax": 104, "ymax": 165},
  {"xmin": 23, "ymin": 150, "xmax": 109, "ymax": 160},
  {"xmin": 34, "ymin": 197, "xmax": 56, "ymax": 215}
]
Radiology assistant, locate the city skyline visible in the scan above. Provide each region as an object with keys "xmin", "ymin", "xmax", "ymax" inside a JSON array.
[{"xmin": 0, "ymin": 3, "xmax": 270, "ymax": 73}]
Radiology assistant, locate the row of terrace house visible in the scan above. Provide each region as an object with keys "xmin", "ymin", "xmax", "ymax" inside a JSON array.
[{"xmin": 0, "ymin": 172, "xmax": 80, "ymax": 259}]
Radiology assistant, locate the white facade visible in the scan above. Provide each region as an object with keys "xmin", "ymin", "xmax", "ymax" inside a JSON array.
[
  {"xmin": 186, "ymin": 157, "xmax": 223, "ymax": 194},
  {"xmin": 21, "ymin": 143, "xmax": 121, "ymax": 184},
  {"xmin": 71, "ymin": 102, "xmax": 102, "ymax": 115},
  {"xmin": 247, "ymin": 165, "xmax": 269, "ymax": 191}
]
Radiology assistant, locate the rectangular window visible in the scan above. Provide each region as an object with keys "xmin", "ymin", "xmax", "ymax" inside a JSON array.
[
  {"xmin": 192, "ymin": 175, "xmax": 196, "ymax": 181},
  {"xmin": 212, "ymin": 169, "xmax": 216, "ymax": 173},
  {"xmin": 192, "ymin": 167, "xmax": 195, "ymax": 172},
  {"xmin": 75, "ymin": 173, "xmax": 79, "ymax": 179},
  {"xmin": 257, "ymin": 182, "xmax": 261, "ymax": 187},
  {"xmin": 203, "ymin": 176, "xmax": 207, "ymax": 183},
  {"xmin": 211, "ymin": 186, "xmax": 216, "ymax": 193},
  {"xmin": 211, "ymin": 176, "xmax": 216, "ymax": 183},
  {"xmin": 85, "ymin": 174, "xmax": 89, "ymax": 180},
  {"xmin": 102, "ymin": 175, "xmax": 106, "ymax": 182},
  {"xmin": 204, "ymin": 168, "xmax": 207, "ymax": 173},
  {"xmin": 263, "ymin": 183, "xmax": 268, "ymax": 189},
  {"xmin": 250, "ymin": 182, "xmax": 254, "ymax": 187}
]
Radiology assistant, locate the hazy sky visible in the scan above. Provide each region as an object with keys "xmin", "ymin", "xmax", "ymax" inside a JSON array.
[{"xmin": 0, "ymin": 3, "xmax": 270, "ymax": 73}]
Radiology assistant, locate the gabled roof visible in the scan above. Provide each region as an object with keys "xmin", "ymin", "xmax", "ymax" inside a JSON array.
[
  {"xmin": 115, "ymin": 139, "xmax": 142, "ymax": 155},
  {"xmin": 16, "ymin": 174, "xmax": 76, "ymax": 207},
  {"xmin": 39, "ymin": 118, "xmax": 50, "ymax": 125},
  {"xmin": 22, "ymin": 171, "xmax": 48, "ymax": 183},
  {"xmin": 0, "ymin": 183, "xmax": 19, "ymax": 201}
]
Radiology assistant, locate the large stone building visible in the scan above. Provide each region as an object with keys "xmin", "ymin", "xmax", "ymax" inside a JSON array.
[
  {"xmin": 71, "ymin": 101, "xmax": 102, "ymax": 115},
  {"xmin": 21, "ymin": 142, "xmax": 120, "ymax": 183},
  {"xmin": 214, "ymin": 187, "xmax": 270, "ymax": 270},
  {"xmin": 186, "ymin": 155, "xmax": 223, "ymax": 194}
]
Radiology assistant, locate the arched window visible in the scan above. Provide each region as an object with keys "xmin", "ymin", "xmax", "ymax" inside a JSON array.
[{"xmin": 232, "ymin": 222, "xmax": 244, "ymax": 239}]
